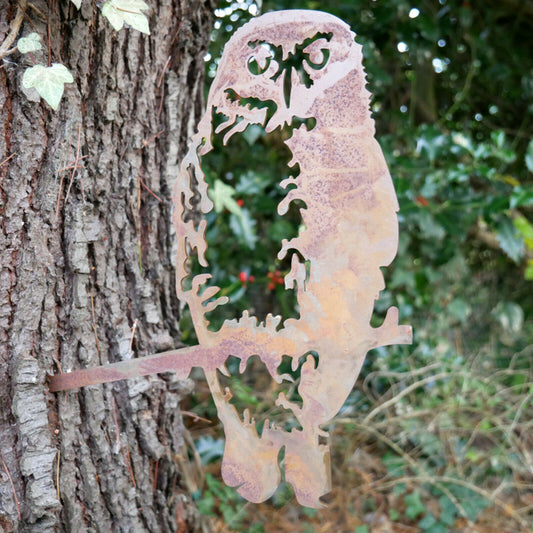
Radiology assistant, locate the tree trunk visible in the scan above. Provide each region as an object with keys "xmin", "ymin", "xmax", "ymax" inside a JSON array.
[{"xmin": 0, "ymin": 1, "xmax": 214, "ymax": 531}]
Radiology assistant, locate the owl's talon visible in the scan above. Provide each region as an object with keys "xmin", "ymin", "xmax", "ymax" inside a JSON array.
[{"xmin": 373, "ymin": 306, "xmax": 412, "ymax": 347}]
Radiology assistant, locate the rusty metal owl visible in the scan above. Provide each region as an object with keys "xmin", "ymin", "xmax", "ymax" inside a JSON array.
[{"xmin": 50, "ymin": 10, "xmax": 412, "ymax": 508}]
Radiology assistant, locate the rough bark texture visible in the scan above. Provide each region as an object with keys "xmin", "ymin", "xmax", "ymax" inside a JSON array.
[{"xmin": 0, "ymin": 1, "xmax": 214, "ymax": 531}]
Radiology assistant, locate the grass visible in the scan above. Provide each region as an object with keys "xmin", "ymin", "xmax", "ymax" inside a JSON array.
[{"xmin": 181, "ymin": 347, "xmax": 533, "ymax": 533}]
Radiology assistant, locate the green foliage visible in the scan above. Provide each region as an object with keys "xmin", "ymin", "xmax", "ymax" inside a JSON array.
[
  {"xmin": 22, "ymin": 64, "xmax": 74, "ymax": 110},
  {"xmin": 184, "ymin": 119, "xmax": 301, "ymax": 332},
  {"xmin": 14, "ymin": 0, "xmax": 150, "ymax": 110},
  {"xmin": 195, "ymin": 474, "xmax": 249, "ymax": 528},
  {"xmin": 195, "ymin": 435, "xmax": 225, "ymax": 465},
  {"xmin": 192, "ymin": 0, "xmax": 533, "ymax": 530},
  {"xmin": 404, "ymin": 490, "xmax": 425, "ymax": 519}
]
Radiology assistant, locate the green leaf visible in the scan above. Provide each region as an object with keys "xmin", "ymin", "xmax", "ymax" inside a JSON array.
[
  {"xmin": 22, "ymin": 63, "xmax": 74, "ymax": 110},
  {"xmin": 491, "ymin": 130, "xmax": 506, "ymax": 148},
  {"xmin": 242, "ymin": 124, "xmax": 264, "ymax": 146},
  {"xmin": 452, "ymin": 132, "xmax": 473, "ymax": 153},
  {"xmin": 229, "ymin": 209, "xmax": 257, "ymax": 249},
  {"xmin": 389, "ymin": 509, "xmax": 400, "ymax": 521},
  {"xmin": 195, "ymin": 436, "xmax": 224, "ymax": 465},
  {"xmin": 448, "ymin": 298, "xmax": 472, "ymax": 324},
  {"xmin": 438, "ymin": 494, "xmax": 458, "ymax": 526},
  {"xmin": 492, "ymin": 301, "xmax": 524, "ymax": 333},
  {"xmin": 510, "ymin": 186, "xmax": 533, "ymax": 208},
  {"xmin": 17, "ymin": 33, "xmax": 42, "ymax": 54},
  {"xmin": 513, "ymin": 216, "xmax": 533, "ymax": 249},
  {"xmin": 526, "ymin": 139, "xmax": 533, "ymax": 173},
  {"xmin": 70, "ymin": 0, "xmax": 82, "ymax": 8},
  {"xmin": 235, "ymin": 170, "xmax": 270, "ymax": 195},
  {"xmin": 417, "ymin": 513, "xmax": 437, "ymax": 530},
  {"xmin": 405, "ymin": 490, "xmax": 426, "ymax": 520},
  {"xmin": 101, "ymin": 0, "xmax": 150, "ymax": 34},
  {"xmin": 209, "ymin": 179, "xmax": 241, "ymax": 215},
  {"xmin": 416, "ymin": 127, "xmax": 447, "ymax": 162},
  {"xmin": 496, "ymin": 217, "xmax": 525, "ymax": 263}
]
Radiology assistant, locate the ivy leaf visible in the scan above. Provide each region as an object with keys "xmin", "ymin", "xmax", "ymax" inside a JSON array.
[
  {"xmin": 22, "ymin": 64, "xmax": 74, "ymax": 110},
  {"xmin": 17, "ymin": 33, "xmax": 42, "ymax": 54},
  {"xmin": 229, "ymin": 209, "xmax": 257, "ymax": 249},
  {"xmin": 70, "ymin": 0, "xmax": 82, "ymax": 8},
  {"xmin": 101, "ymin": 0, "xmax": 150, "ymax": 34}
]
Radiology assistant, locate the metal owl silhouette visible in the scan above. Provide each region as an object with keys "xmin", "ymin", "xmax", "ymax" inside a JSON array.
[{"xmin": 50, "ymin": 10, "xmax": 412, "ymax": 507}]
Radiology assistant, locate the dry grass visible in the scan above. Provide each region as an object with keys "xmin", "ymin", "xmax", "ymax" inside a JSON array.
[{"xmin": 183, "ymin": 357, "xmax": 533, "ymax": 532}]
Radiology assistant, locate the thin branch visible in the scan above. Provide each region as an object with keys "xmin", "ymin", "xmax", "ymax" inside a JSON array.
[
  {"xmin": 180, "ymin": 410, "xmax": 212, "ymax": 424},
  {"xmin": 129, "ymin": 319, "xmax": 138, "ymax": 352},
  {"xmin": 0, "ymin": 0, "xmax": 27, "ymax": 60},
  {"xmin": 64, "ymin": 125, "xmax": 85, "ymax": 204},
  {"xmin": 362, "ymin": 371, "xmax": 452, "ymax": 425},
  {"xmin": 47, "ymin": 19, "xmax": 51, "ymax": 67},
  {"xmin": 56, "ymin": 449, "xmax": 60, "ymax": 502},
  {"xmin": 0, "ymin": 152, "xmax": 17, "ymax": 168},
  {"xmin": 139, "ymin": 174, "xmax": 162, "ymax": 203}
]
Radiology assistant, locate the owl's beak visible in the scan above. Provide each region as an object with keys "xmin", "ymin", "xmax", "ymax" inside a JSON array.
[{"xmin": 264, "ymin": 68, "xmax": 312, "ymax": 133}]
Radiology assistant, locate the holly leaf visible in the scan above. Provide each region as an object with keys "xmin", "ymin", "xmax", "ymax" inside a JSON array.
[
  {"xmin": 208, "ymin": 179, "xmax": 241, "ymax": 216},
  {"xmin": 17, "ymin": 33, "xmax": 42, "ymax": 54},
  {"xmin": 101, "ymin": 0, "xmax": 150, "ymax": 34},
  {"xmin": 70, "ymin": 0, "xmax": 82, "ymax": 8},
  {"xmin": 496, "ymin": 217, "xmax": 525, "ymax": 263},
  {"xmin": 229, "ymin": 209, "xmax": 257, "ymax": 249},
  {"xmin": 22, "ymin": 64, "xmax": 74, "ymax": 110}
]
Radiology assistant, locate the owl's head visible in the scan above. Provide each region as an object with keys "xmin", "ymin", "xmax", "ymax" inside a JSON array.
[{"xmin": 198, "ymin": 10, "xmax": 369, "ymax": 152}]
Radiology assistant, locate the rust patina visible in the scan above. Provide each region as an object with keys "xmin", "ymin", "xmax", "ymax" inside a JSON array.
[{"xmin": 50, "ymin": 10, "xmax": 412, "ymax": 507}]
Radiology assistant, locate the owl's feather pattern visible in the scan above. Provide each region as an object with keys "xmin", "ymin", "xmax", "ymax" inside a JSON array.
[{"xmin": 174, "ymin": 10, "xmax": 411, "ymax": 507}]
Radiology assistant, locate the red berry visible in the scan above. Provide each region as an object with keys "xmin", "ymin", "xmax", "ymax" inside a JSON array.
[
  {"xmin": 238, "ymin": 271, "xmax": 248, "ymax": 283},
  {"xmin": 248, "ymin": 275, "xmax": 255, "ymax": 283},
  {"xmin": 267, "ymin": 282, "xmax": 275, "ymax": 291},
  {"xmin": 236, "ymin": 199, "xmax": 244, "ymax": 207},
  {"xmin": 415, "ymin": 195, "xmax": 429, "ymax": 207}
]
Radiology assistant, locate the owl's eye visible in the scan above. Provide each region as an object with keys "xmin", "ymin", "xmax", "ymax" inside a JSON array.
[
  {"xmin": 248, "ymin": 55, "xmax": 272, "ymax": 75},
  {"xmin": 247, "ymin": 43, "xmax": 276, "ymax": 76},
  {"xmin": 302, "ymin": 38, "xmax": 330, "ymax": 70}
]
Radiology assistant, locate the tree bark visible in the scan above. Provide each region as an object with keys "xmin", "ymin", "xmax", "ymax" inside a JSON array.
[{"xmin": 0, "ymin": 1, "xmax": 214, "ymax": 531}]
